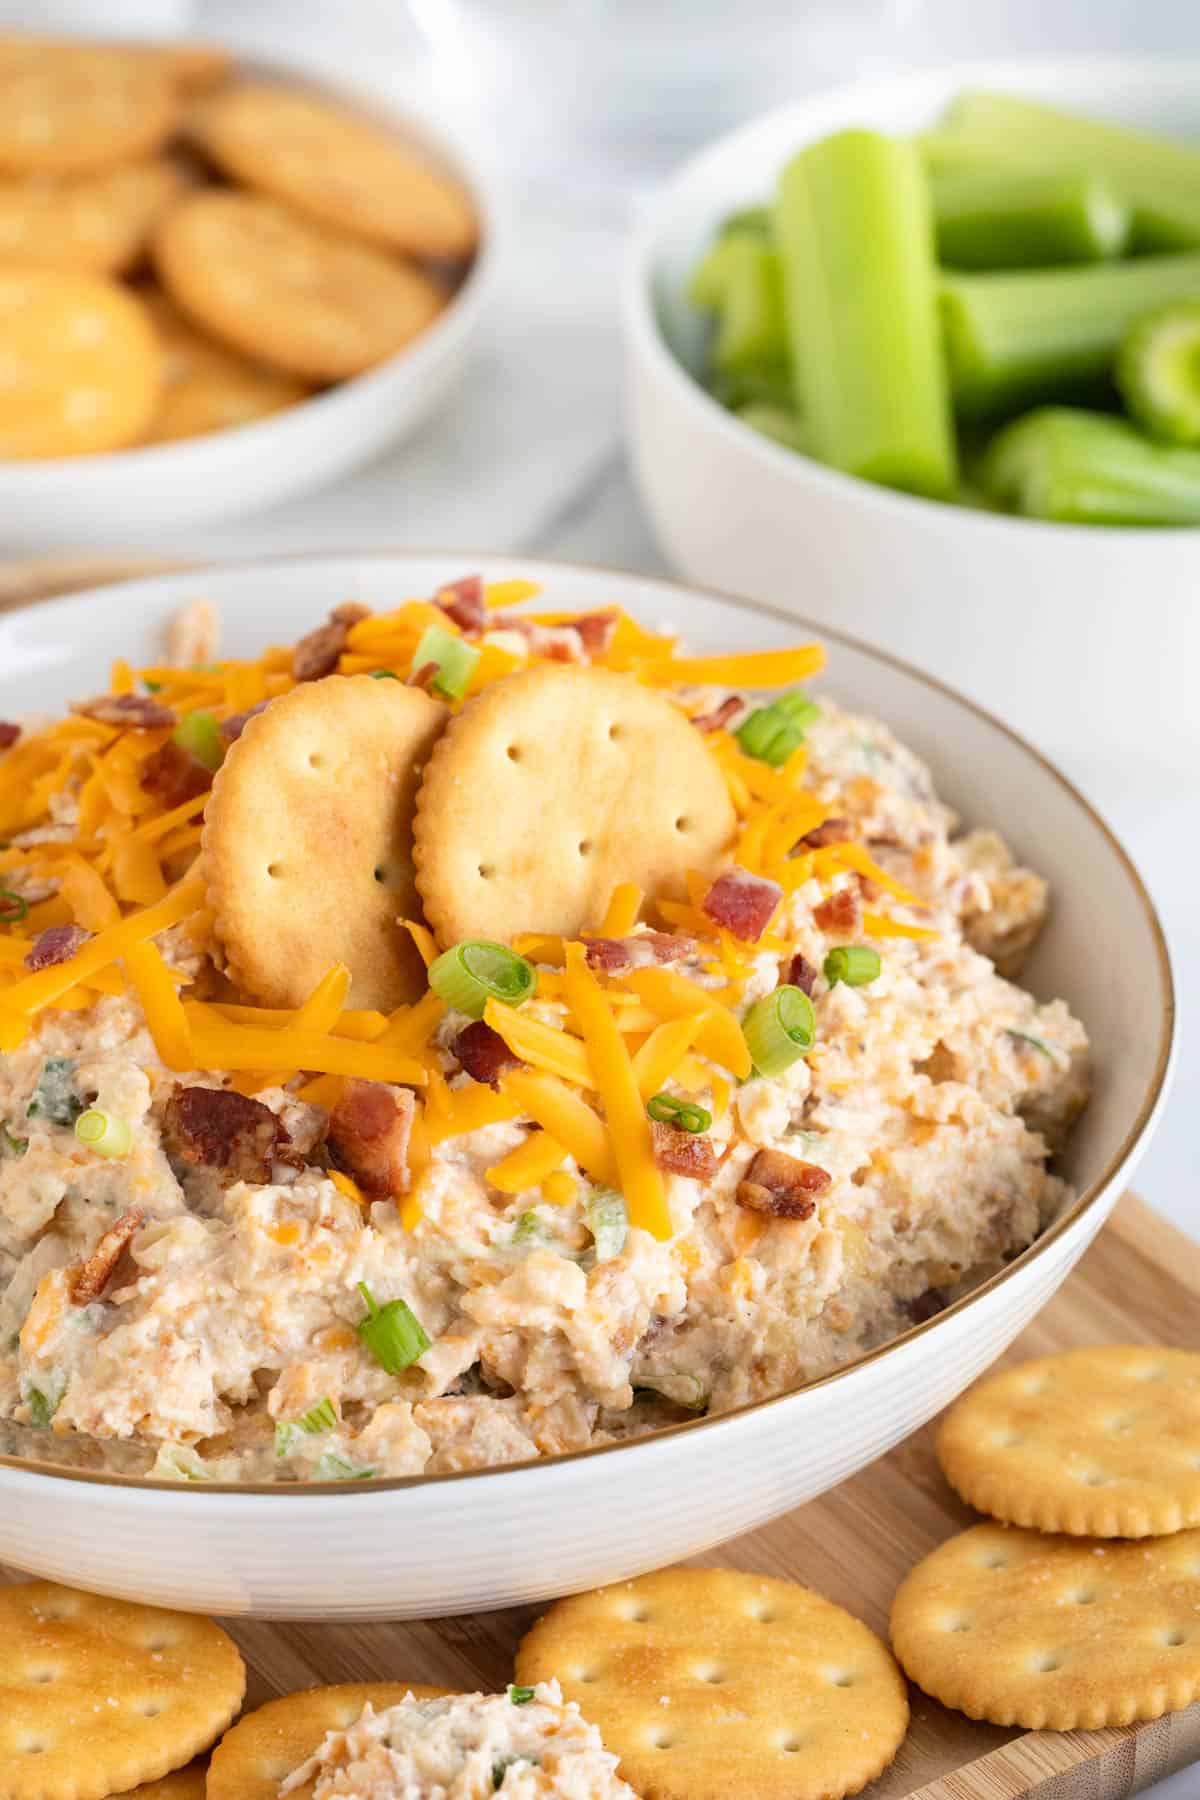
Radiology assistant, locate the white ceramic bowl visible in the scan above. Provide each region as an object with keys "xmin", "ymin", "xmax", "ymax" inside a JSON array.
[
  {"xmin": 625, "ymin": 59, "xmax": 1200, "ymax": 771},
  {"xmin": 0, "ymin": 64, "xmax": 502, "ymax": 548},
  {"xmin": 0, "ymin": 553, "xmax": 1174, "ymax": 1620}
]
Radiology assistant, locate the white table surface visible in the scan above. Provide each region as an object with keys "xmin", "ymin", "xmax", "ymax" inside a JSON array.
[{"xmin": 3, "ymin": 0, "xmax": 1196, "ymax": 1785}]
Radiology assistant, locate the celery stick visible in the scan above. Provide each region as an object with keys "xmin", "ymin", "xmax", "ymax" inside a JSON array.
[
  {"xmin": 917, "ymin": 127, "xmax": 1040, "ymax": 176},
  {"xmin": 708, "ymin": 365, "xmax": 793, "ymax": 412},
  {"xmin": 718, "ymin": 203, "xmax": 772, "ymax": 239},
  {"xmin": 940, "ymin": 92, "xmax": 1200, "ymax": 251},
  {"xmin": 712, "ymin": 238, "xmax": 787, "ymax": 374},
  {"xmin": 735, "ymin": 402, "xmax": 809, "ymax": 452},
  {"xmin": 940, "ymin": 252, "xmax": 1200, "ymax": 419},
  {"xmin": 775, "ymin": 129, "xmax": 957, "ymax": 497},
  {"xmin": 933, "ymin": 170, "xmax": 1130, "ymax": 269},
  {"xmin": 980, "ymin": 406, "xmax": 1200, "ymax": 525},
  {"xmin": 689, "ymin": 234, "xmax": 744, "ymax": 311},
  {"xmin": 1116, "ymin": 301, "xmax": 1200, "ymax": 444}
]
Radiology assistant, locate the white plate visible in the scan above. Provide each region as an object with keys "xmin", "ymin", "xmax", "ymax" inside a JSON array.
[
  {"xmin": 0, "ymin": 62, "xmax": 504, "ymax": 547},
  {"xmin": 0, "ymin": 554, "xmax": 1175, "ymax": 1619}
]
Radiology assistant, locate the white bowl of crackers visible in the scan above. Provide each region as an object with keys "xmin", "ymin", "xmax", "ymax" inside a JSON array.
[
  {"xmin": 0, "ymin": 552, "xmax": 1173, "ymax": 1624},
  {"xmin": 0, "ymin": 34, "xmax": 499, "ymax": 543}
]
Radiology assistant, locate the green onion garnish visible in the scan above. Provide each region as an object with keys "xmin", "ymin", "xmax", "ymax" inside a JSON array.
[
  {"xmin": 2, "ymin": 1127, "xmax": 27, "ymax": 1158},
  {"xmin": 317, "ymin": 1452, "xmax": 377, "ymax": 1481},
  {"xmin": 742, "ymin": 984, "xmax": 817, "ymax": 1076},
  {"xmin": 26, "ymin": 1378, "xmax": 63, "ymax": 1428},
  {"xmin": 172, "ymin": 710, "xmax": 224, "ymax": 771},
  {"xmin": 1007, "ymin": 1027, "xmax": 1062, "ymax": 1062},
  {"xmin": 735, "ymin": 688, "xmax": 821, "ymax": 767},
  {"xmin": 356, "ymin": 1281, "xmax": 431, "ymax": 1375},
  {"xmin": 428, "ymin": 939, "xmax": 537, "ymax": 1019},
  {"xmin": 507, "ymin": 1685, "xmax": 536, "ymax": 1706},
  {"xmin": 646, "ymin": 1093, "xmax": 712, "ymax": 1133},
  {"xmin": 0, "ymin": 889, "xmax": 27, "ymax": 923},
  {"xmin": 823, "ymin": 945, "xmax": 882, "ymax": 988},
  {"xmin": 512, "ymin": 1210, "xmax": 546, "ymax": 1245},
  {"xmin": 370, "ymin": 668, "xmax": 400, "ymax": 680},
  {"xmin": 410, "ymin": 623, "xmax": 481, "ymax": 702},
  {"xmin": 586, "ymin": 1189, "xmax": 628, "ymax": 1262},
  {"xmin": 74, "ymin": 1108, "xmax": 132, "ymax": 1158},
  {"xmin": 275, "ymin": 1396, "xmax": 337, "ymax": 1457},
  {"xmin": 27, "ymin": 1058, "xmax": 83, "ymax": 1126}
]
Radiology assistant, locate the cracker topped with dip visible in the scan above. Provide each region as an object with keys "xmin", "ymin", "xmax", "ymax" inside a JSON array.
[{"xmin": 0, "ymin": 573, "xmax": 1088, "ymax": 1484}]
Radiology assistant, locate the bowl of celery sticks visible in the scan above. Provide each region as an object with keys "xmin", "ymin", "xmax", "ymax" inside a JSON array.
[{"xmin": 624, "ymin": 60, "xmax": 1200, "ymax": 767}]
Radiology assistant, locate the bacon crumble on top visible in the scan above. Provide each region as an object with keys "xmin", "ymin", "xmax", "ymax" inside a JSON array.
[
  {"xmin": 162, "ymin": 1085, "xmax": 300, "ymax": 1188},
  {"xmin": 689, "ymin": 695, "xmax": 743, "ymax": 735},
  {"xmin": 407, "ymin": 660, "xmax": 439, "ymax": 691},
  {"xmin": 813, "ymin": 887, "xmax": 861, "ymax": 936},
  {"xmin": 71, "ymin": 692, "xmax": 177, "ymax": 731},
  {"xmin": 292, "ymin": 602, "xmax": 371, "ymax": 683},
  {"xmin": 584, "ymin": 933, "xmax": 696, "ymax": 977},
  {"xmin": 0, "ymin": 721, "xmax": 20, "ymax": 750},
  {"xmin": 24, "ymin": 923, "xmax": 89, "ymax": 970},
  {"xmin": 69, "ymin": 1206, "xmax": 145, "ymax": 1306},
  {"xmin": 800, "ymin": 815, "xmax": 855, "ymax": 849},
  {"xmin": 650, "ymin": 1121, "xmax": 719, "ymax": 1182},
  {"xmin": 702, "ymin": 868, "xmax": 782, "ymax": 942},
  {"xmin": 326, "ymin": 1079, "xmax": 415, "ymax": 1198},
  {"xmin": 219, "ymin": 700, "xmax": 270, "ymax": 743},
  {"xmin": 736, "ymin": 1147, "xmax": 832, "ymax": 1220},
  {"xmin": 453, "ymin": 1020, "xmax": 518, "ymax": 1086},
  {"xmin": 786, "ymin": 952, "xmax": 819, "ymax": 997},
  {"xmin": 434, "ymin": 574, "xmax": 486, "ymax": 634},
  {"xmin": 139, "ymin": 739, "xmax": 211, "ymax": 808}
]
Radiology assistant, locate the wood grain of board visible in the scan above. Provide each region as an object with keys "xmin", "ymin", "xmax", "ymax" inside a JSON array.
[
  {"xmin": 0, "ymin": 563, "xmax": 1195, "ymax": 1795},
  {"xmin": 4, "ymin": 1195, "xmax": 1196, "ymax": 1799}
]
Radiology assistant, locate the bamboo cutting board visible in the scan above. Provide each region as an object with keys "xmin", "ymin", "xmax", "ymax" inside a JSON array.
[{"xmin": 0, "ymin": 561, "xmax": 1196, "ymax": 1795}]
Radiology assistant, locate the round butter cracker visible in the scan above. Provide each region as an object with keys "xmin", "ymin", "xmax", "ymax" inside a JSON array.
[
  {"xmin": 203, "ymin": 673, "xmax": 446, "ymax": 1010},
  {"xmin": 140, "ymin": 288, "xmax": 309, "ymax": 443},
  {"xmin": 414, "ymin": 665, "xmax": 737, "ymax": 947},
  {"xmin": 891, "ymin": 1521, "xmax": 1200, "ymax": 1730},
  {"xmin": 114, "ymin": 1763, "xmax": 206, "ymax": 1800},
  {"xmin": 207, "ymin": 1683, "xmax": 453, "ymax": 1800},
  {"xmin": 154, "ymin": 190, "xmax": 448, "ymax": 383},
  {"xmin": 937, "ymin": 1345, "xmax": 1200, "ymax": 1537},
  {"xmin": 0, "ymin": 44, "xmax": 176, "ymax": 175},
  {"xmin": 0, "ymin": 267, "xmax": 162, "ymax": 457},
  {"xmin": 0, "ymin": 1580, "xmax": 244, "ymax": 1800},
  {"xmin": 517, "ymin": 1567, "xmax": 908, "ymax": 1800},
  {"xmin": 0, "ymin": 159, "xmax": 183, "ymax": 276},
  {"xmin": 195, "ymin": 82, "xmax": 478, "ymax": 260}
]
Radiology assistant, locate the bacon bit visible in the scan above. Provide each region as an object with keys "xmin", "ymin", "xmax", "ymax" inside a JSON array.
[
  {"xmin": 162, "ymin": 1085, "xmax": 297, "ymax": 1188},
  {"xmin": 786, "ymin": 952, "xmax": 818, "ymax": 996},
  {"xmin": 736, "ymin": 1147, "xmax": 831, "ymax": 1221},
  {"xmin": 219, "ymin": 700, "xmax": 270, "ymax": 743},
  {"xmin": 491, "ymin": 614, "xmax": 585, "ymax": 664},
  {"xmin": 702, "ymin": 868, "xmax": 782, "ymax": 942},
  {"xmin": 570, "ymin": 609, "xmax": 619, "ymax": 656},
  {"xmin": 800, "ymin": 815, "xmax": 855, "ymax": 850},
  {"xmin": 25, "ymin": 923, "xmax": 89, "ymax": 970},
  {"xmin": 139, "ymin": 739, "xmax": 211, "ymax": 808},
  {"xmin": 0, "ymin": 721, "xmax": 20, "ymax": 750},
  {"xmin": 69, "ymin": 1207, "xmax": 144, "ymax": 1306},
  {"xmin": 327, "ymin": 1079, "xmax": 414, "ymax": 1198},
  {"xmin": 584, "ymin": 932, "xmax": 696, "ymax": 977},
  {"xmin": 690, "ymin": 695, "xmax": 742, "ymax": 735},
  {"xmin": 813, "ymin": 887, "xmax": 861, "ymax": 936},
  {"xmin": 651, "ymin": 1121, "xmax": 719, "ymax": 1182},
  {"xmin": 292, "ymin": 602, "xmax": 371, "ymax": 682},
  {"xmin": 71, "ymin": 692, "xmax": 176, "ymax": 730},
  {"xmin": 407, "ymin": 660, "xmax": 439, "ymax": 691},
  {"xmin": 434, "ymin": 574, "xmax": 486, "ymax": 634},
  {"xmin": 453, "ymin": 1020, "xmax": 518, "ymax": 1086},
  {"xmin": 907, "ymin": 1287, "xmax": 948, "ymax": 1324}
]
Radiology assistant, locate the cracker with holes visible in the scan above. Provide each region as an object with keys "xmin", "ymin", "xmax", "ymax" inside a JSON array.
[
  {"xmin": 937, "ymin": 1345, "xmax": 1200, "ymax": 1537},
  {"xmin": 206, "ymin": 1683, "xmax": 452, "ymax": 1800},
  {"xmin": 0, "ymin": 1580, "xmax": 244, "ymax": 1800},
  {"xmin": 203, "ymin": 673, "xmax": 446, "ymax": 1010},
  {"xmin": 0, "ymin": 44, "xmax": 177, "ymax": 175},
  {"xmin": 154, "ymin": 191, "xmax": 449, "ymax": 383},
  {"xmin": 194, "ymin": 83, "xmax": 479, "ymax": 261},
  {"xmin": 0, "ymin": 160, "xmax": 184, "ymax": 277},
  {"xmin": 891, "ymin": 1520, "xmax": 1200, "ymax": 1730},
  {"xmin": 113, "ymin": 1765, "xmax": 206, "ymax": 1800},
  {"xmin": 516, "ymin": 1566, "xmax": 908, "ymax": 1800},
  {"xmin": 0, "ymin": 267, "xmax": 162, "ymax": 457},
  {"xmin": 414, "ymin": 666, "xmax": 737, "ymax": 947}
]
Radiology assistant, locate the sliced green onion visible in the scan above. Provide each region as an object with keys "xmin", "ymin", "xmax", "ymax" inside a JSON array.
[
  {"xmin": 823, "ymin": 945, "xmax": 882, "ymax": 988},
  {"xmin": 742, "ymin": 984, "xmax": 816, "ymax": 1077},
  {"xmin": 172, "ymin": 710, "xmax": 224, "ymax": 772},
  {"xmin": 586, "ymin": 1188, "xmax": 628, "ymax": 1262},
  {"xmin": 0, "ymin": 889, "xmax": 28, "ymax": 923},
  {"xmin": 1007, "ymin": 1027, "xmax": 1066, "ymax": 1065},
  {"xmin": 735, "ymin": 687, "xmax": 821, "ymax": 767},
  {"xmin": 143, "ymin": 679, "xmax": 163, "ymax": 693},
  {"xmin": 370, "ymin": 668, "xmax": 400, "ymax": 680},
  {"xmin": 512, "ymin": 1210, "xmax": 547, "ymax": 1245},
  {"xmin": 2, "ymin": 1127, "xmax": 27, "ymax": 1158},
  {"xmin": 507, "ymin": 1685, "xmax": 536, "ymax": 1706},
  {"xmin": 428, "ymin": 939, "xmax": 537, "ymax": 1019},
  {"xmin": 356, "ymin": 1281, "xmax": 431, "ymax": 1375},
  {"xmin": 74, "ymin": 1108, "xmax": 132, "ymax": 1158},
  {"xmin": 27, "ymin": 1058, "xmax": 83, "ymax": 1126},
  {"xmin": 275, "ymin": 1396, "xmax": 338, "ymax": 1458},
  {"xmin": 317, "ymin": 1452, "xmax": 377, "ymax": 1481},
  {"xmin": 410, "ymin": 623, "xmax": 481, "ymax": 702},
  {"xmin": 646, "ymin": 1093, "xmax": 712, "ymax": 1133},
  {"xmin": 26, "ymin": 1376, "xmax": 64, "ymax": 1428}
]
